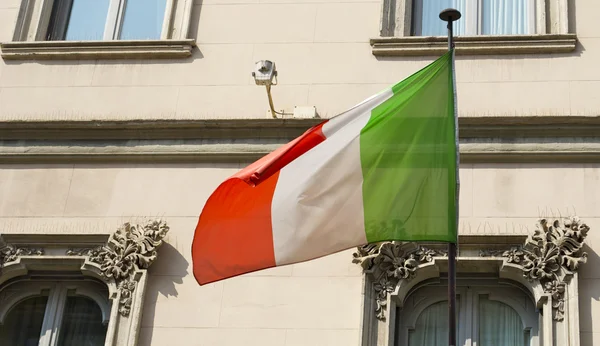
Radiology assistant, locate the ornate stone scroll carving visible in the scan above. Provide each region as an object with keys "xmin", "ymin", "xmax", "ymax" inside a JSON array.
[
  {"xmin": 0, "ymin": 240, "xmax": 43, "ymax": 267},
  {"xmin": 66, "ymin": 219, "xmax": 169, "ymax": 316},
  {"xmin": 352, "ymin": 242, "xmax": 447, "ymax": 320},
  {"xmin": 479, "ymin": 217, "xmax": 589, "ymax": 321}
]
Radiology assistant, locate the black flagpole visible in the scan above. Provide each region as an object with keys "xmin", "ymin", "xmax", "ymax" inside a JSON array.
[{"xmin": 439, "ymin": 8, "xmax": 460, "ymax": 346}]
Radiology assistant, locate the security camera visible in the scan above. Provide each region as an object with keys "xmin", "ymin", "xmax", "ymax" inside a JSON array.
[{"xmin": 252, "ymin": 60, "xmax": 277, "ymax": 86}]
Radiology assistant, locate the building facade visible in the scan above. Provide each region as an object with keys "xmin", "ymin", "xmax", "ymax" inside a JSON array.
[{"xmin": 0, "ymin": 0, "xmax": 599, "ymax": 345}]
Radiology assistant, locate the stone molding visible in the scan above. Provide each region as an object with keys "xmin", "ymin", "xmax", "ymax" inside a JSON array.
[
  {"xmin": 4, "ymin": 140, "xmax": 600, "ymax": 164},
  {"xmin": 371, "ymin": 34, "xmax": 577, "ymax": 56},
  {"xmin": 0, "ymin": 240, "xmax": 43, "ymax": 267},
  {"xmin": 0, "ymin": 39, "xmax": 196, "ymax": 60},
  {"xmin": 352, "ymin": 243, "xmax": 447, "ymax": 320},
  {"xmin": 2, "ymin": 116, "xmax": 600, "ymax": 164},
  {"xmin": 66, "ymin": 220, "xmax": 169, "ymax": 317},
  {"xmin": 0, "ymin": 219, "xmax": 169, "ymax": 346},
  {"xmin": 353, "ymin": 217, "xmax": 590, "ymax": 346},
  {"xmin": 377, "ymin": 0, "xmax": 571, "ymax": 56},
  {"xmin": 2, "ymin": 117, "xmax": 599, "ymax": 141},
  {"xmin": 8, "ymin": 0, "xmax": 194, "ymax": 60},
  {"xmin": 479, "ymin": 217, "xmax": 588, "ymax": 321}
]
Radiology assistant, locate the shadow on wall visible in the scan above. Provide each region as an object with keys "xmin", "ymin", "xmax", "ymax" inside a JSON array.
[
  {"xmin": 580, "ymin": 243, "xmax": 600, "ymax": 344},
  {"xmin": 140, "ymin": 241, "xmax": 189, "ymax": 344}
]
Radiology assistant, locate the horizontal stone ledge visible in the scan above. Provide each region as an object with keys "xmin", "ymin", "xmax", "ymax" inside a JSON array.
[
  {"xmin": 1, "ymin": 116, "xmax": 599, "ymax": 140},
  {"xmin": 371, "ymin": 34, "xmax": 577, "ymax": 56},
  {"xmin": 2, "ymin": 140, "xmax": 600, "ymax": 164},
  {"xmin": 1, "ymin": 234, "xmax": 109, "ymax": 246},
  {"xmin": 0, "ymin": 39, "xmax": 196, "ymax": 60},
  {"xmin": 0, "ymin": 119, "xmax": 324, "ymax": 140}
]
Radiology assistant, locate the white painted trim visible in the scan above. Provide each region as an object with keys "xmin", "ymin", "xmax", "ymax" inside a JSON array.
[
  {"xmin": 161, "ymin": 0, "xmax": 176, "ymax": 39},
  {"xmin": 29, "ymin": 0, "xmax": 53, "ymax": 41},
  {"xmin": 104, "ymin": 0, "xmax": 122, "ymax": 40},
  {"xmin": 177, "ymin": 0, "xmax": 194, "ymax": 39},
  {"xmin": 47, "ymin": 284, "xmax": 68, "ymax": 346},
  {"xmin": 536, "ymin": 0, "xmax": 547, "ymax": 34},
  {"xmin": 465, "ymin": 287, "xmax": 474, "ymax": 346}
]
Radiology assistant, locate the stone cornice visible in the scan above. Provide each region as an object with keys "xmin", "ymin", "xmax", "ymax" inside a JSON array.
[
  {"xmin": 370, "ymin": 34, "xmax": 577, "ymax": 56},
  {"xmin": 1, "ymin": 117, "xmax": 599, "ymax": 140},
  {"xmin": 0, "ymin": 40, "xmax": 195, "ymax": 60},
  {"xmin": 0, "ymin": 119, "xmax": 324, "ymax": 141},
  {"xmin": 1, "ymin": 116, "xmax": 600, "ymax": 164}
]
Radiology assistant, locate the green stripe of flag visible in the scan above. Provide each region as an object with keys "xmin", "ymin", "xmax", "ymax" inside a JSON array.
[{"xmin": 360, "ymin": 51, "xmax": 457, "ymax": 243}]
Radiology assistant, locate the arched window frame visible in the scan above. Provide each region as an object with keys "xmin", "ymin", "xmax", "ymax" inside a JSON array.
[
  {"xmin": 353, "ymin": 217, "xmax": 589, "ymax": 346},
  {"xmin": 0, "ymin": 219, "xmax": 169, "ymax": 346},
  {"xmin": 0, "ymin": 279, "xmax": 111, "ymax": 345},
  {"xmin": 396, "ymin": 280, "xmax": 540, "ymax": 346}
]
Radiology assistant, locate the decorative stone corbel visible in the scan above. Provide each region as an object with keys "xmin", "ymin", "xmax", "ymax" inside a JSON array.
[
  {"xmin": 66, "ymin": 219, "xmax": 169, "ymax": 316},
  {"xmin": 354, "ymin": 217, "xmax": 590, "ymax": 346},
  {"xmin": 0, "ymin": 219, "xmax": 169, "ymax": 346},
  {"xmin": 0, "ymin": 239, "xmax": 43, "ymax": 268},
  {"xmin": 352, "ymin": 242, "xmax": 447, "ymax": 320},
  {"xmin": 479, "ymin": 217, "xmax": 589, "ymax": 321}
]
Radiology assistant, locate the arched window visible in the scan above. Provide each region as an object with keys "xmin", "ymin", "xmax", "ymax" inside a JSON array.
[
  {"xmin": 397, "ymin": 281, "xmax": 538, "ymax": 346},
  {"xmin": 0, "ymin": 280, "xmax": 110, "ymax": 346}
]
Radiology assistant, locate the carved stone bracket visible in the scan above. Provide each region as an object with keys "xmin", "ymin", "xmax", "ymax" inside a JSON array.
[
  {"xmin": 0, "ymin": 239, "xmax": 43, "ymax": 267},
  {"xmin": 479, "ymin": 217, "xmax": 589, "ymax": 321},
  {"xmin": 353, "ymin": 217, "xmax": 590, "ymax": 323},
  {"xmin": 66, "ymin": 219, "xmax": 169, "ymax": 316},
  {"xmin": 352, "ymin": 242, "xmax": 447, "ymax": 320}
]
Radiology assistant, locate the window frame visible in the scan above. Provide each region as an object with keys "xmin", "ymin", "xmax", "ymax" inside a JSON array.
[
  {"xmin": 0, "ymin": 280, "xmax": 111, "ymax": 346},
  {"xmin": 0, "ymin": 219, "xmax": 169, "ymax": 346},
  {"xmin": 45, "ymin": 0, "xmax": 173, "ymax": 41},
  {"xmin": 354, "ymin": 218, "xmax": 589, "ymax": 346},
  {"xmin": 382, "ymin": 0, "xmax": 547, "ymax": 37},
  {"xmin": 396, "ymin": 282, "xmax": 539, "ymax": 346},
  {"xmin": 374, "ymin": 0, "xmax": 575, "ymax": 56},
  {"xmin": 39, "ymin": 0, "xmax": 175, "ymax": 42},
  {"xmin": 2, "ymin": 0, "xmax": 195, "ymax": 60}
]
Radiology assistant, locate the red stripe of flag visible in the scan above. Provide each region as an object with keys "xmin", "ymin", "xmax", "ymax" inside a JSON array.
[{"xmin": 192, "ymin": 121, "xmax": 328, "ymax": 285}]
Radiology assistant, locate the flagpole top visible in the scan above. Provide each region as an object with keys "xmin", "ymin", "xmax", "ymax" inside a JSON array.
[{"xmin": 439, "ymin": 8, "xmax": 461, "ymax": 22}]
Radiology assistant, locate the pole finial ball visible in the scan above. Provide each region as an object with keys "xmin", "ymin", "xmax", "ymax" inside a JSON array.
[{"xmin": 439, "ymin": 8, "xmax": 461, "ymax": 22}]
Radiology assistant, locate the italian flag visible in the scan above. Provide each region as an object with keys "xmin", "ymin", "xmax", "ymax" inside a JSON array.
[{"xmin": 193, "ymin": 51, "xmax": 457, "ymax": 285}]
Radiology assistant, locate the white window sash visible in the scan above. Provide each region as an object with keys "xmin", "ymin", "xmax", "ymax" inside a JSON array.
[{"xmin": 104, "ymin": 0, "xmax": 125, "ymax": 40}]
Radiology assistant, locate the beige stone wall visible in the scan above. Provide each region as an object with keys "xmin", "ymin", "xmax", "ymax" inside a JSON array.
[
  {"xmin": 2, "ymin": 163, "xmax": 600, "ymax": 344},
  {"xmin": 0, "ymin": 1, "xmax": 599, "ymax": 120},
  {"xmin": 0, "ymin": 163, "xmax": 365, "ymax": 345},
  {"xmin": 2, "ymin": 0, "xmax": 600, "ymax": 344}
]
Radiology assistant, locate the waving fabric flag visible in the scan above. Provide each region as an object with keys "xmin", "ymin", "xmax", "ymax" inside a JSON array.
[{"xmin": 192, "ymin": 51, "xmax": 457, "ymax": 285}]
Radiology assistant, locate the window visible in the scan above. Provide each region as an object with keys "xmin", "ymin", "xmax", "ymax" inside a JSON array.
[
  {"xmin": 3, "ymin": 0, "xmax": 194, "ymax": 60},
  {"xmin": 46, "ymin": 0, "xmax": 168, "ymax": 41},
  {"xmin": 396, "ymin": 282, "xmax": 539, "ymax": 346},
  {"xmin": 0, "ymin": 280, "xmax": 110, "ymax": 346},
  {"xmin": 373, "ymin": 0, "xmax": 575, "ymax": 56},
  {"xmin": 412, "ymin": 0, "xmax": 535, "ymax": 36},
  {"xmin": 0, "ymin": 220, "xmax": 169, "ymax": 345}
]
